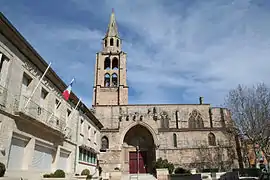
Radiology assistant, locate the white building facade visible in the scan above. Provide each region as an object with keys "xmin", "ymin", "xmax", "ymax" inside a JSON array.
[{"xmin": 0, "ymin": 13, "xmax": 103, "ymax": 179}]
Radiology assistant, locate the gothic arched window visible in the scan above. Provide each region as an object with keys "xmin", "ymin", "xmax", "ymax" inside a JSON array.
[
  {"xmin": 105, "ymin": 39, "xmax": 107, "ymax": 47},
  {"xmin": 104, "ymin": 73, "xmax": 110, "ymax": 87},
  {"xmin": 112, "ymin": 73, "xmax": 118, "ymax": 87},
  {"xmin": 188, "ymin": 110, "xmax": 204, "ymax": 128},
  {"xmin": 104, "ymin": 57, "xmax": 110, "ymax": 70},
  {"xmin": 110, "ymin": 38, "xmax": 114, "ymax": 46},
  {"xmin": 117, "ymin": 39, "xmax": 119, "ymax": 47},
  {"xmin": 173, "ymin": 133, "xmax": 177, "ymax": 147},
  {"xmin": 112, "ymin": 57, "xmax": 118, "ymax": 70},
  {"xmin": 208, "ymin": 133, "xmax": 216, "ymax": 146},
  {"xmin": 101, "ymin": 136, "xmax": 109, "ymax": 150}
]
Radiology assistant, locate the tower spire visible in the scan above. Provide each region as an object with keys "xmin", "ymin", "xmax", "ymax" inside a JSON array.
[{"xmin": 105, "ymin": 9, "xmax": 119, "ymax": 38}]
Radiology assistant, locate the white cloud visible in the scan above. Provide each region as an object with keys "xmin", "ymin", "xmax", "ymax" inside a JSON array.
[
  {"xmin": 71, "ymin": 0, "xmax": 270, "ymax": 106},
  {"xmin": 4, "ymin": 0, "xmax": 270, "ymax": 107}
]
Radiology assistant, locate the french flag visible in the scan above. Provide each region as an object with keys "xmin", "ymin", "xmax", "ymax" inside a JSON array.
[{"xmin": 62, "ymin": 78, "xmax": 75, "ymax": 101}]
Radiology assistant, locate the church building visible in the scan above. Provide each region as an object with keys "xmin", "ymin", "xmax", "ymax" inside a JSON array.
[{"xmin": 92, "ymin": 11, "xmax": 239, "ymax": 175}]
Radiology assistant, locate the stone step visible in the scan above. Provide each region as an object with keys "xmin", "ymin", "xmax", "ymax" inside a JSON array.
[{"xmin": 121, "ymin": 174, "xmax": 156, "ymax": 180}]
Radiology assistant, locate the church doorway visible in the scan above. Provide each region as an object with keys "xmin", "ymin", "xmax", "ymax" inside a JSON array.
[{"xmin": 123, "ymin": 124, "xmax": 156, "ymax": 174}]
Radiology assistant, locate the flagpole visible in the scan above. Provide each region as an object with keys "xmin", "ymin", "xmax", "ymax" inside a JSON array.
[{"xmin": 24, "ymin": 62, "xmax": 51, "ymax": 109}]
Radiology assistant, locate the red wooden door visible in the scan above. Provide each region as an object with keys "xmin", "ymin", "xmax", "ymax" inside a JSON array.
[
  {"xmin": 129, "ymin": 152, "xmax": 137, "ymax": 173},
  {"xmin": 129, "ymin": 151, "xmax": 147, "ymax": 173}
]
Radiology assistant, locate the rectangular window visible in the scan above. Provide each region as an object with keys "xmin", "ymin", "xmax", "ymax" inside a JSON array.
[
  {"xmin": 83, "ymin": 149, "xmax": 87, "ymax": 161},
  {"xmin": 41, "ymin": 88, "xmax": 48, "ymax": 99},
  {"xmin": 93, "ymin": 154, "xmax": 96, "ymax": 164},
  {"xmin": 0, "ymin": 53, "xmax": 3, "ymax": 73},
  {"xmin": 90, "ymin": 153, "xmax": 93, "ymax": 163},
  {"xmin": 87, "ymin": 151, "xmax": 91, "ymax": 163},
  {"xmin": 67, "ymin": 109, "xmax": 71, "ymax": 117},
  {"xmin": 79, "ymin": 148, "xmax": 82, "ymax": 160},
  {"xmin": 22, "ymin": 73, "xmax": 32, "ymax": 87},
  {"xmin": 55, "ymin": 99, "xmax": 61, "ymax": 109},
  {"xmin": 80, "ymin": 119, "xmax": 84, "ymax": 134},
  {"xmin": 88, "ymin": 126, "xmax": 91, "ymax": 140},
  {"xmin": 94, "ymin": 130, "xmax": 96, "ymax": 143}
]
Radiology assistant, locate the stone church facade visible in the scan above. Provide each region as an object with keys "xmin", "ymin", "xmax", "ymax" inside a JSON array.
[{"xmin": 92, "ymin": 11, "xmax": 239, "ymax": 174}]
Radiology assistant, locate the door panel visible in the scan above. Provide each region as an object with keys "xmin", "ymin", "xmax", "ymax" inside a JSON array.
[
  {"xmin": 129, "ymin": 151, "xmax": 147, "ymax": 174},
  {"xmin": 8, "ymin": 137, "xmax": 27, "ymax": 170}
]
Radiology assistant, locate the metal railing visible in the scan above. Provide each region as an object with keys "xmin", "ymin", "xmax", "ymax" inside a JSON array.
[{"xmin": 13, "ymin": 95, "xmax": 66, "ymax": 133}]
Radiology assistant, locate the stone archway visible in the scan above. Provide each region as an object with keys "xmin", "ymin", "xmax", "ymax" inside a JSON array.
[{"xmin": 122, "ymin": 124, "xmax": 156, "ymax": 174}]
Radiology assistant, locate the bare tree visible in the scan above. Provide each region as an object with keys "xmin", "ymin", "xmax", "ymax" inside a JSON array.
[
  {"xmin": 192, "ymin": 144, "xmax": 235, "ymax": 171},
  {"xmin": 224, "ymin": 83, "xmax": 270, "ymax": 164}
]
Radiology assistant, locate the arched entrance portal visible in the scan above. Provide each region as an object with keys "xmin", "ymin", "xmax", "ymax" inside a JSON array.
[{"xmin": 123, "ymin": 125, "xmax": 156, "ymax": 174}]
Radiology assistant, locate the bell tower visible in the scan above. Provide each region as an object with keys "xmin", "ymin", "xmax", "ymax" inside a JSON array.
[{"xmin": 92, "ymin": 10, "xmax": 128, "ymax": 106}]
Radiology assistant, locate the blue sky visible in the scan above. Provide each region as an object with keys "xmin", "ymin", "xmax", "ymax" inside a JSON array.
[{"xmin": 1, "ymin": 0, "xmax": 270, "ymax": 107}]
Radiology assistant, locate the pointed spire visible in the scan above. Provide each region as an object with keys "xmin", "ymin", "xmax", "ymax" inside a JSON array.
[{"xmin": 105, "ymin": 9, "xmax": 119, "ymax": 38}]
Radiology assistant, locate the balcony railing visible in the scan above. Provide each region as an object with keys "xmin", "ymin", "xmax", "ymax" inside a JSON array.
[
  {"xmin": 0, "ymin": 85, "xmax": 7, "ymax": 107},
  {"xmin": 13, "ymin": 95, "xmax": 66, "ymax": 134}
]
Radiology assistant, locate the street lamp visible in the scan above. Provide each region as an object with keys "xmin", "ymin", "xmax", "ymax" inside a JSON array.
[{"xmin": 136, "ymin": 139, "xmax": 140, "ymax": 180}]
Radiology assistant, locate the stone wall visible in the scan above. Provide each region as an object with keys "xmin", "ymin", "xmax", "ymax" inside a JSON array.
[{"xmin": 95, "ymin": 104, "xmax": 238, "ymax": 173}]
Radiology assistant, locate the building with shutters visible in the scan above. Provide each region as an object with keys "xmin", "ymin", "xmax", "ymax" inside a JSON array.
[
  {"xmin": 92, "ymin": 11, "xmax": 240, "ymax": 176},
  {"xmin": 0, "ymin": 13, "xmax": 103, "ymax": 179}
]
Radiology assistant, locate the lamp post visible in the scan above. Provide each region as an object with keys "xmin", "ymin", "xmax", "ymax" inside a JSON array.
[{"xmin": 136, "ymin": 145, "xmax": 139, "ymax": 180}]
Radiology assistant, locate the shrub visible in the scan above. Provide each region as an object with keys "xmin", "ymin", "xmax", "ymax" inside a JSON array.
[
  {"xmin": 86, "ymin": 174, "xmax": 92, "ymax": 180},
  {"xmin": 81, "ymin": 169, "xmax": 90, "ymax": 176},
  {"xmin": 0, "ymin": 162, "xmax": 6, "ymax": 177},
  {"xmin": 43, "ymin": 174, "xmax": 52, "ymax": 178},
  {"xmin": 174, "ymin": 167, "xmax": 191, "ymax": 174},
  {"xmin": 53, "ymin": 169, "xmax": 65, "ymax": 178},
  {"xmin": 153, "ymin": 158, "xmax": 174, "ymax": 174}
]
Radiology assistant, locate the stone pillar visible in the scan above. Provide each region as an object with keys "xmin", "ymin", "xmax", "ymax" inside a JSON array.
[
  {"xmin": 52, "ymin": 145, "xmax": 60, "ymax": 172},
  {"xmin": 156, "ymin": 168, "xmax": 169, "ymax": 180},
  {"xmin": 22, "ymin": 137, "xmax": 35, "ymax": 170},
  {"xmin": 0, "ymin": 59, "xmax": 9, "ymax": 88}
]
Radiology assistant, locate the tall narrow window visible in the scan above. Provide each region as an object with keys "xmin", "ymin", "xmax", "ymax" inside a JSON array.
[
  {"xmin": 112, "ymin": 73, "xmax": 118, "ymax": 87},
  {"xmin": 41, "ymin": 88, "xmax": 48, "ymax": 99},
  {"xmin": 116, "ymin": 39, "xmax": 119, "ymax": 47},
  {"xmin": 112, "ymin": 57, "xmax": 118, "ymax": 70},
  {"xmin": 173, "ymin": 133, "xmax": 177, "ymax": 147},
  {"xmin": 175, "ymin": 111, "xmax": 179, "ymax": 129},
  {"xmin": 80, "ymin": 119, "xmax": 84, "ymax": 134},
  {"xmin": 0, "ymin": 53, "xmax": 10, "ymax": 87},
  {"xmin": 208, "ymin": 133, "xmax": 216, "ymax": 146},
  {"xmin": 79, "ymin": 148, "xmax": 83, "ymax": 160},
  {"xmin": 0, "ymin": 53, "xmax": 3, "ymax": 73},
  {"xmin": 101, "ymin": 136, "xmax": 109, "ymax": 150},
  {"xmin": 105, "ymin": 39, "xmax": 107, "ymax": 47},
  {"xmin": 22, "ymin": 73, "xmax": 32, "ymax": 97},
  {"xmin": 110, "ymin": 38, "xmax": 114, "ymax": 46},
  {"xmin": 67, "ymin": 109, "xmax": 71, "ymax": 117},
  {"xmin": 104, "ymin": 57, "xmax": 110, "ymax": 70},
  {"xmin": 55, "ymin": 99, "xmax": 61, "ymax": 109},
  {"xmin": 88, "ymin": 126, "xmax": 91, "ymax": 140},
  {"xmin": 94, "ymin": 131, "xmax": 97, "ymax": 143},
  {"xmin": 104, "ymin": 73, "xmax": 110, "ymax": 87}
]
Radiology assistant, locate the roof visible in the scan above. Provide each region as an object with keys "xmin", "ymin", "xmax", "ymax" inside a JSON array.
[
  {"xmin": 105, "ymin": 10, "xmax": 119, "ymax": 38},
  {"xmin": 0, "ymin": 12, "xmax": 103, "ymax": 129},
  {"xmin": 93, "ymin": 103, "xmax": 211, "ymax": 107}
]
